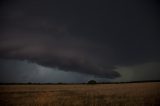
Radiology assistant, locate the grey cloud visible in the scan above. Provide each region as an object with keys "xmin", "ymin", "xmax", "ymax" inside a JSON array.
[
  {"xmin": 0, "ymin": 0, "xmax": 160, "ymax": 80},
  {"xmin": 114, "ymin": 62, "xmax": 160, "ymax": 82},
  {"xmin": 0, "ymin": 33, "xmax": 120, "ymax": 78},
  {"xmin": 0, "ymin": 59, "xmax": 109, "ymax": 83}
]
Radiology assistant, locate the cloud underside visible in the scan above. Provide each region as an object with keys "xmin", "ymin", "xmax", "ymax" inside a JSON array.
[{"xmin": 0, "ymin": 34, "xmax": 120, "ymax": 78}]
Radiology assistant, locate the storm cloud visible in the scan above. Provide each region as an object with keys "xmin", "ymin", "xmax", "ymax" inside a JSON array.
[{"xmin": 0, "ymin": 0, "xmax": 160, "ymax": 81}]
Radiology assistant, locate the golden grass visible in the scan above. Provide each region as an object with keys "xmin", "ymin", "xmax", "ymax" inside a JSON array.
[{"xmin": 0, "ymin": 82, "xmax": 160, "ymax": 106}]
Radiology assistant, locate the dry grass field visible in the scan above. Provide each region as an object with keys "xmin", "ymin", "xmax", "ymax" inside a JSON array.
[{"xmin": 0, "ymin": 82, "xmax": 160, "ymax": 106}]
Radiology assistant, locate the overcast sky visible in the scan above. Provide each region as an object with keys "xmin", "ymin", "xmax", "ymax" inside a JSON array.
[{"xmin": 0, "ymin": 0, "xmax": 160, "ymax": 83}]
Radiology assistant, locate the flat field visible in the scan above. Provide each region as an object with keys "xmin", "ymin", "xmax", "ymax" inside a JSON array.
[{"xmin": 0, "ymin": 82, "xmax": 160, "ymax": 106}]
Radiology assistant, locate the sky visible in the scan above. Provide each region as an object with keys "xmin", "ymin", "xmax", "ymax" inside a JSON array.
[{"xmin": 0, "ymin": 0, "xmax": 160, "ymax": 83}]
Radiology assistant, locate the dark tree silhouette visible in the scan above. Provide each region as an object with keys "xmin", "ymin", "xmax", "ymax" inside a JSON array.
[{"xmin": 87, "ymin": 80, "xmax": 97, "ymax": 84}]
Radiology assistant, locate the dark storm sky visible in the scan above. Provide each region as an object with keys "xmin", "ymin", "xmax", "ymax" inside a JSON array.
[{"xmin": 0, "ymin": 0, "xmax": 160, "ymax": 82}]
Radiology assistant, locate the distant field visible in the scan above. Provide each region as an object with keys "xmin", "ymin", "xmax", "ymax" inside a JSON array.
[{"xmin": 0, "ymin": 82, "xmax": 160, "ymax": 106}]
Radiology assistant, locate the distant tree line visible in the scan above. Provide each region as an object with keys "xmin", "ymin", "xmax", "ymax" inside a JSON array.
[{"xmin": 0, "ymin": 80, "xmax": 160, "ymax": 85}]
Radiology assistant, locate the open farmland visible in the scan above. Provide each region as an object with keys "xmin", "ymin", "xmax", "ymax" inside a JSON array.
[{"xmin": 0, "ymin": 82, "xmax": 160, "ymax": 106}]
